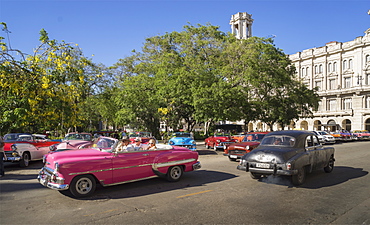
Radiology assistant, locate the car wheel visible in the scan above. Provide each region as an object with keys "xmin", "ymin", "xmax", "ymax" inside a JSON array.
[
  {"xmin": 19, "ymin": 152, "xmax": 30, "ymax": 167},
  {"xmin": 324, "ymin": 156, "xmax": 335, "ymax": 173},
  {"xmin": 69, "ymin": 175, "xmax": 96, "ymax": 198},
  {"xmin": 228, "ymin": 157, "xmax": 237, "ymax": 161},
  {"xmin": 292, "ymin": 167, "xmax": 306, "ymax": 185},
  {"xmin": 166, "ymin": 166, "xmax": 183, "ymax": 182},
  {"xmin": 250, "ymin": 172, "xmax": 262, "ymax": 179}
]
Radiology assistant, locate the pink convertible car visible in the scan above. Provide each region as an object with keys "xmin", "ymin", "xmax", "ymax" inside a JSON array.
[{"xmin": 38, "ymin": 136, "xmax": 201, "ymax": 198}]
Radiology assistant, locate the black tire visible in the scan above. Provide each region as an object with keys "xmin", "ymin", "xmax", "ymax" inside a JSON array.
[
  {"xmin": 324, "ymin": 156, "xmax": 335, "ymax": 173},
  {"xmin": 292, "ymin": 167, "xmax": 306, "ymax": 186},
  {"xmin": 250, "ymin": 172, "xmax": 262, "ymax": 179},
  {"xmin": 228, "ymin": 157, "xmax": 237, "ymax": 161},
  {"xmin": 166, "ymin": 166, "xmax": 183, "ymax": 182},
  {"xmin": 19, "ymin": 152, "xmax": 30, "ymax": 167},
  {"xmin": 69, "ymin": 175, "xmax": 96, "ymax": 198}
]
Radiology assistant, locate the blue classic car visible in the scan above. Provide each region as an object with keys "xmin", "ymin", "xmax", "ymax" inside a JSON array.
[{"xmin": 168, "ymin": 132, "xmax": 196, "ymax": 151}]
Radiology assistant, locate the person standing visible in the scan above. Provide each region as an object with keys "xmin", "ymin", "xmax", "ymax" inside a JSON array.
[{"xmin": 0, "ymin": 135, "xmax": 5, "ymax": 177}]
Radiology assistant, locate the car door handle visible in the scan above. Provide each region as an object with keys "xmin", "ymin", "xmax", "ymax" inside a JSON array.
[{"xmin": 142, "ymin": 154, "xmax": 149, "ymax": 156}]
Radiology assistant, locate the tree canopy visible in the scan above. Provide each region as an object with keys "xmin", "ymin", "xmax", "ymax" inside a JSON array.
[{"xmin": 0, "ymin": 22, "xmax": 319, "ymax": 137}]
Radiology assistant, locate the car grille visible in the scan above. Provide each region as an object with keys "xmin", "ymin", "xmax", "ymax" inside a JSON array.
[{"xmin": 229, "ymin": 149, "xmax": 246, "ymax": 155}]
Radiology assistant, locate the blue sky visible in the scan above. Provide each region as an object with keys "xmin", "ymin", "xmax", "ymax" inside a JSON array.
[{"xmin": 1, "ymin": 0, "xmax": 369, "ymax": 67}]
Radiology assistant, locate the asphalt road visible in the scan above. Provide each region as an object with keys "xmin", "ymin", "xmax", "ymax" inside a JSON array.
[{"xmin": 1, "ymin": 141, "xmax": 369, "ymax": 224}]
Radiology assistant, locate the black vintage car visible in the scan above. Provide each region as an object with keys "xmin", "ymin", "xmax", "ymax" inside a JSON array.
[{"xmin": 237, "ymin": 130, "xmax": 335, "ymax": 185}]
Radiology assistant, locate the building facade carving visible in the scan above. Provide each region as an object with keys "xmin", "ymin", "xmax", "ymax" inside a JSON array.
[
  {"xmin": 229, "ymin": 12, "xmax": 370, "ymax": 132},
  {"xmin": 289, "ymin": 28, "xmax": 370, "ymax": 131}
]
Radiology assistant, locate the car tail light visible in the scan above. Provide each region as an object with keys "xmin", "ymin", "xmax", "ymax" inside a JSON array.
[{"xmin": 286, "ymin": 163, "xmax": 291, "ymax": 170}]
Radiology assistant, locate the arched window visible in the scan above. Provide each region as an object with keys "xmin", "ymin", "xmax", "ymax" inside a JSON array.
[
  {"xmin": 366, "ymin": 55, "xmax": 370, "ymax": 63},
  {"xmin": 333, "ymin": 62, "xmax": 337, "ymax": 72},
  {"xmin": 301, "ymin": 67, "xmax": 305, "ymax": 77},
  {"xmin": 315, "ymin": 65, "xmax": 318, "ymax": 74},
  {"xmin": 349, "ymin": 59, "xmax": 353, "ymax": 70},
  {"xmin": 319, "ymin": 64, "xmax": 323, "ymax": 73},
  {"xmin": 328, "ymin": 63, "xmax": 332, "ymax": 72},
  {"xmin": 343, "ymin": 60, "xmax": 347, "ymax": 70}
]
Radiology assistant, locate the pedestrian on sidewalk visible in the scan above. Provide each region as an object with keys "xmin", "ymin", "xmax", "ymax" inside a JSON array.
[{"xmin": 0, "ymin": 135, "xmax": 5, "ymax": 178}]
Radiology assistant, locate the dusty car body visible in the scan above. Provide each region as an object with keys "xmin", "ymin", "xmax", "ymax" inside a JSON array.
[
  {"xmin": 204, "ymin": 132, "xmax": 236, "ymax": 151},
  {"xmin": 168, "ymin": 132, "xmax": 196, "ymax": 151},
  {"xmin": 3, "ymin": 133, "xmax": 61, "ymax": 167},
  {"xmin": 237, "ymin": 130, "xmax": 335, "ymax": 185},
  {"xmin": 38, "ymin": 136, "xmax": 201, "ymax": 198},
  {"xmin": 49, "ymin": 132, "xmax": 93, "ymax": 152},
  {"xmin": 312, "ymin": 131, "xmax": 336, "ymax": 144},
  {"xmin": 224, "ymin": 132, "xmax": 269, "ymax": 161}
]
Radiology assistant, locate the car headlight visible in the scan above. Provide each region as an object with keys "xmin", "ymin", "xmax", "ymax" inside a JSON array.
[
  {"xmin": 169, "ymin": 141, "xmax": 174, "ymax": 145},
  {"xmin": 11, "ymin": 144, "xmax": 17, "ymax": 151},
  {"xmin": 191, "ymin": 140, "xmax": 196, "ymax": 145},
  {"xmin": 246, "ymin": 145, "xmax": 250, "ymax": 150},
  {"xmin": 217, "ymin": 140, "xmax": 221, "ymax": 143},
  {"xmin": 12, "ymin": 151, "xmax": 19, "ymax": 157},
  {"xmin": 54, "ymin": 162, "xmax": 60, "ymax": 172},
  {"xmin": 49, "ymin": 144, "xmax": 57, "ymax": 151}
]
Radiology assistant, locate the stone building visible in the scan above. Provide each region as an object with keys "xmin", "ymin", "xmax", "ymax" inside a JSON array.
[
  {"xmin": 229, "ymin": 12, "xmax": 370, "ymax": 132},
  {"xmin": 289, "ymin": 29, "xmax": 370, "ymax": 131}
]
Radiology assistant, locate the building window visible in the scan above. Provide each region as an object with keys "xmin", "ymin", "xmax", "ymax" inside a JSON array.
[
  {"xmin": 306, "ymin": 67, "xmax": 309, "ymax": 76},
  {"xmin": 343, "ymin": 98, "xmax": 352, "ymax": 110},
  {"xmin": 366, "ymin": 96, "xmax": 370, "ymax": 108},
  {"xmin": 348, "ymin": 59, "xmax": 353, "ymax": 70},
  {"xmin": 344, "ymin": 77, "xmax": 351, "ymax": 88},
  {"xmin": 343, "ymin": 60, "xmax": 347, "ymax": 70},
  {"xmin": 366, "ymin": 55, "xmax": 370, "ymax": 63},
  {"xmin": 328, "ymin": 63, "xmax": 332, "ymax": 72},
  {"xmin": 315, "ymin": 65, "xmax": 318, "ymax": 74},
  {"xmin": 315, "ymin": 81, "xmax": 322, "ymax": 91},
  {"xmin": 328, "ymin": 99, "xmax": 337, "ymax": 111},
  {"xmin": 366, "ymin": 74, "xmax": 370, "ymax": 85},
  {"xmin": 329, "ymin": 79, "xmax": 336, "ymax": 90},
  {"xmin": 333, "ymin": 62, "xmax": 337, "ymax": 72},
  {"xmin": 319, "ymin": 64, "xmax": 323, "ymax": 73}
]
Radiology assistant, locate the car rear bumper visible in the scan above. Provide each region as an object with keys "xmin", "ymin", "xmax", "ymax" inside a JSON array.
[
  {"xmin": 237, "ymin": 164, "xmax": 297, "ymax": 176},
  {"xmin": 192, "ymin": 161, "xmax": 201, "ymax": 170}
]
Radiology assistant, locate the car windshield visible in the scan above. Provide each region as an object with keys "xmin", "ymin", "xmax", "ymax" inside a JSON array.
[
  {"xmin": 242, "ymin": 134, "xmax": 266, "ymax": 142},
  {"xmin": 214, "ymin": 133, "xmax": 231, "ymax": 137},
  {"xmin": 4, "ymin": 133, "xmax": 32, "ymax": 141},
  {"xmin": 260, "ymin": 135, "xmax": 296, "ymax": 147},
  {"xmin": 317, "ymin": 131, "xmax": 329, "ymax": 135},
  {"xmin": 172, "ymin": 133, "xmax": 191, "ymax": 138},
  {"xmin": 64, "ymin": 133, "xmax": 92, "ymax": 141},
  {"xmin": 95, "ymin": 138, "xmax": 117, "ymax": 149}
]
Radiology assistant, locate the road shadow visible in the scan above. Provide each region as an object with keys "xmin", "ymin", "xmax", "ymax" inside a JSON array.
[
  {"xmin": 256, "ymin": 166, "xmax": 368, "ymax": 189},
  {"xmin": 63, "ymin": 170, "xmax": 237, "ymax": 200},
  {"xmin": 196, "ymin": 149, "xmax": 218, "ymax": 155}
]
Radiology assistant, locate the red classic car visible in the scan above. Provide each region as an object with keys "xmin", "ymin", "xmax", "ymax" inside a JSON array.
[
  {"xmin": 38, "ymin": 136, "xmax": 201, "ymax": 198},
  {"xmin": 204, "ymin": 132, "xmax": 236, "ymax": 151},
  {"xmin": 3, "ymin": 133, "xmax": 61, "ymax": 167},
  {"xmin": 224, "ymin": 132, "xmax": 269, "ymax": 161},
  {"xmin": 128, "ymin": 131, "xmax": 153, "ymax": 144},
  {"xmin": 49, "ymin": 132, "xmax": 93, "ymax": 152},
  {"xmin": 352, "ymin": 130, "xmax": 370, "ymax": 140}
]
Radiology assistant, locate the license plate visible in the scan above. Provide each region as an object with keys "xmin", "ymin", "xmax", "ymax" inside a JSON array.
[
  {"xmin": 230, "ymin": 155, "xmax": 237, "ymax": 159},
  {"xmin": 256, "ymin": 163, "xmax": 270, "ymax": 168}
]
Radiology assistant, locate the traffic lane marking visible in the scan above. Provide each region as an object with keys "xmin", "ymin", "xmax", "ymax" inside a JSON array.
[{"xmin": 176, "ymin": 190, "xmax": 213, "ymax": 198}]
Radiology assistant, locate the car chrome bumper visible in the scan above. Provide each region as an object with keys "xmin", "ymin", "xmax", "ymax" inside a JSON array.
[
  {"xmin": 237, "ymin": 164, "xmax": 297, "ymax": 176},
  {"xmin": 37, "ymin": 167, "xmax": 69, "ymax": 191},
  {"xmin": 3, "ymin": 156, "xmax": 21, "ymax": 161},
  {"xmin": 192, "ymin": 161, "xmax": 201, "ymax": 170}
]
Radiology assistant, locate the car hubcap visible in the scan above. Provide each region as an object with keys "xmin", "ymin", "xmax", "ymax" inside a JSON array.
[{"xmin": 76, "ymin": 178, "xmax": 93, "ymax": 194}]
